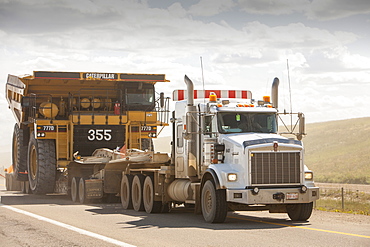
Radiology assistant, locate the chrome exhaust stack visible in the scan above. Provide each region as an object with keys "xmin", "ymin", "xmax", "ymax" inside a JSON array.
[
  {"xmin": 184, "ymin": 75, "xmax": 197, "ymax": 177},
  {"xmin": 271, "ymin": 77, "xmax": 279, "ymax": 109}
]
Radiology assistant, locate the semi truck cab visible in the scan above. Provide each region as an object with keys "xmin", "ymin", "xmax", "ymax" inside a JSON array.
[{"xmin": 170, "ymin": 76, "xmax": 319, "ymax": 222}]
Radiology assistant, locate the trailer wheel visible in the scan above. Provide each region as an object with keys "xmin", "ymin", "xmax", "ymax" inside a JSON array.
[
  {"xmin": 201, "ymin": 180, "xmax": 228, "ymax": 223},
  {"xmin": 71, "ymin": 177, "xmax": 80, "ymax": 202},
  {"xmin": 121, "ymin": 174, "xmax": 133, "ymax": 209},
  {"xmin": 143, "ymin": 176, "xmax": 162, "ymax": 213},
  {"xmin": 27, "ymin": 133, "xmax": 56, "ymax": 195},
  {"xmin": 287, "ymin": 202, "xmax": 313, "ymax": 221},
  {"xmin": 79, "ymin": 178, "xmax": 90, "ymax": 204},
  {"xmin": 131, "ymin": 174, "xmax": 145, "ymax": 211},
  {"xmin": 12, "ymin": 124, "xmax": 28, "ymax": 181}
]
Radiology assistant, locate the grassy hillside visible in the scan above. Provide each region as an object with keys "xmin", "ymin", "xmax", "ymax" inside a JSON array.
[
  {"xmin": 155, "ymin": 118, "xmax": 370, "ymax": 184},
  {"xmin": 303, "ymin": 117, "xmax": 370, "ymax": 184}
]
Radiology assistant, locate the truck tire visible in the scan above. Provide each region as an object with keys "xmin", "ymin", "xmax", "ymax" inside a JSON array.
[
  {"xmin": 131, "ymin": 174, "xmax": 145, "ymax": 211},
  {"xmin": 27, "ymin": 133, "xmax": 56, "ymax": 195},
  {"xmin": 201, "ymin": 180, "xmax": 228, "ymax": 223},
  {"xmin": 71, "ymin": 177, "xmax": 80, "ymax": 202},
  {"xmin": 287, "ymin": 202, "xmax": 313, "ymax": 221},
  {"xmin": 12, "ymin": 124, "xmax": 28, "ymax": 181},
  {"xmin": 143, "ymin": 176, "xmax": 162, "ymax": 213},
  {"xmin": 79, "ymin": 178, "xmax": 90, "ymax": 204},
  {"xmin": 121, "ymin": 174, "xmax": 133, "ymax": 209}
]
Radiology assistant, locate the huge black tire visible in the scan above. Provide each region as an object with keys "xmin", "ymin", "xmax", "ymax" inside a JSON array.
[
  {"xmin": 287, "ymin": 202, "xmax": 313, "ymax": 221},
  {"xmin": 121, "ymin": 174, "xmax": 133, "ymax": 209},
  {"xmin": 27, "ymin": 133, "xmax": 56, "ymax": 195},
  {"xmin": 201, "ymin": 180, "xmax": 228, "ymax": 223},
  {"xmin": 143, "ymin": 176, "xmax": 162, "ymax": 213},
  {"xmin": 12, "ymin": 124, "xmax": 28, "ymax": 181},
  {"xmin": 131, "ymin": 174, "xmax": 145, "ymax": 211}
]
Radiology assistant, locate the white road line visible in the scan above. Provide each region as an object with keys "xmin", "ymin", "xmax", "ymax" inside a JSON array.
[{"xmin": 0, "ymin": 203, "xmax": 136, "ymax": 247}]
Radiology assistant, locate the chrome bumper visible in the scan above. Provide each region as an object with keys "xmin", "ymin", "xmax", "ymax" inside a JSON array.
[{"xmin": 226, "ymin": 186, "xmax": 319, "ymax": 204}]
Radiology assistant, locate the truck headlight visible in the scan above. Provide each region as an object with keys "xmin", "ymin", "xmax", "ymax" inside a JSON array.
[
  {"xmin": 305, "ymin": 172, "xmax": 313, "ymax": 180},
  {"xmin": 227, "ymin": 173, "xmax": 237, "ymax": 182}
]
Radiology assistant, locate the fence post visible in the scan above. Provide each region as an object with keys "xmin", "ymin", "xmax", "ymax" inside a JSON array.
[{"xmin": 341, "ymin": 187, "xmax": 344, "ymax": 210}]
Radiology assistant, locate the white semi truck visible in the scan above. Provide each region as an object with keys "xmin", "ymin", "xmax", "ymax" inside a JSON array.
[{"xmin": 113, "ymin": 75, "xmax": 319, "ymax": 223}]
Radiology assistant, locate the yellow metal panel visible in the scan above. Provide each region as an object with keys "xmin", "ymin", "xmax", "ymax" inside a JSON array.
[
  {"xmin": 72, "ymin": 114, "xmax": 128, "ymax": 125},
  {"xmin": 127, "ymin": 111, "xmax": 158, "ymax": 122}
]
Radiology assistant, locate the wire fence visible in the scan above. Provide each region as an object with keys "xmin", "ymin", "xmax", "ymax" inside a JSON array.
[{"xmin": 315, "ymin": 183, "xmax": 370, "ymax": 215}]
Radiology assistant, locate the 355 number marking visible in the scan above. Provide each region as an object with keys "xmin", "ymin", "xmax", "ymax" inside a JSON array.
[{"xmin": 88, "ymin": 129, "xmax": 112, "ymax": 141}]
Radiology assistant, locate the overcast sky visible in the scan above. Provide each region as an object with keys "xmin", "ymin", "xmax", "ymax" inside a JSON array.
[{"xmin": 1, "ymin": 0, "xmax": 370, "ymax": 161}]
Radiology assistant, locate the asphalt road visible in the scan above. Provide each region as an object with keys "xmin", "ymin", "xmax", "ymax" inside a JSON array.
[{"xmin": 0, "ymin": 176, "xmax": 369, "ymax": 247}]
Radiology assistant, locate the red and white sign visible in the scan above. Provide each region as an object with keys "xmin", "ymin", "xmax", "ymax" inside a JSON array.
[{"xmin": 172, "ymin": 89, "xmax": 252, "ymax": 101}]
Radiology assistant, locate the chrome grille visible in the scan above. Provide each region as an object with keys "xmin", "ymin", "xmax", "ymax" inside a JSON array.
[{"xmin": 251, "ymin": 152, "xmax": 301, "ymax": 185}]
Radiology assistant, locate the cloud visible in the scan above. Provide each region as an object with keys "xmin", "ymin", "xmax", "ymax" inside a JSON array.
[
  {"xmin": 167, "ymin": 2, "xmax": 187, "ymax": 17},
  {"xmin": 189, "ymin": 0, "xmax": 235, "ymax": 17},
  {"xmin": 242, "ymin": 22, "xmax": 357, "ymax": 48},
  {"xmin": 0, "ymin": 0, "xmax": 369, "ymax": 130},
  {"xmin": 236, "ymin": 0, "xmax": 370, "ymax": 21},
  {"xmin": 306, "ymin": 0, "xmax": 370, "ymax": 21},
  {"xmin": 209, "ymin": 21, "xmax": 358, "ymax": 72},
  {"xmin": 237, "ymin": 0, "xmax": 308, "ymax": 15}
]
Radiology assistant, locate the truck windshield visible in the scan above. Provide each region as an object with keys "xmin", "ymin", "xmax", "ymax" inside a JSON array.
[{"xmin": 217, "ymin": 112, "xmax": 277, "ymax": 134}]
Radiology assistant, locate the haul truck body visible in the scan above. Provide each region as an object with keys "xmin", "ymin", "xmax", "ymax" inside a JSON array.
[
  {"xmin": 5, "ymin": 71, "xmax": 169, "ymax": 200},
  {"xmin": 113, "ymin": 75, "xmax": 319, "ymax": 222}
]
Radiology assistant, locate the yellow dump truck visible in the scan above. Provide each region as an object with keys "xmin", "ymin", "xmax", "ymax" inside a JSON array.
[{"xmin": 5, "ymin": 71, "xmax": 169, "ymax": 198}]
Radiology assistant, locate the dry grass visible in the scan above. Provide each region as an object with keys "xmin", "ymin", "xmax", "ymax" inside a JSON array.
[
  {"xmin": 303, "ymin": 117, "xmax": 370, "ymax": 184},
  {"xmin": 315, "ymin": 188, "xmax": 370, "ymax": 215}
]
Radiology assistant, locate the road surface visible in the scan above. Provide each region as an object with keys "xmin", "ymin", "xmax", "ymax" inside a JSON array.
[{"xmin": 0, "ymin": 176, "xmax": 369, "ymax": 247}]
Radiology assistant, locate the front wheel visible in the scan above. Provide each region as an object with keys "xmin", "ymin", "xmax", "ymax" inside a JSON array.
[
  {"xmin": 201, "ymin": 180, "xmax": 227, "ymax": 223},
  {"xmin": 287, "ymin": 202, "xmax": 313, "ymax": 221},
  {"xmin": 27, "ymin": 133, "xmax": 56, "ymax": 194},
  {"xmin": 12, "ymin": 124, "xmax": 28, "ymax": 181}
]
